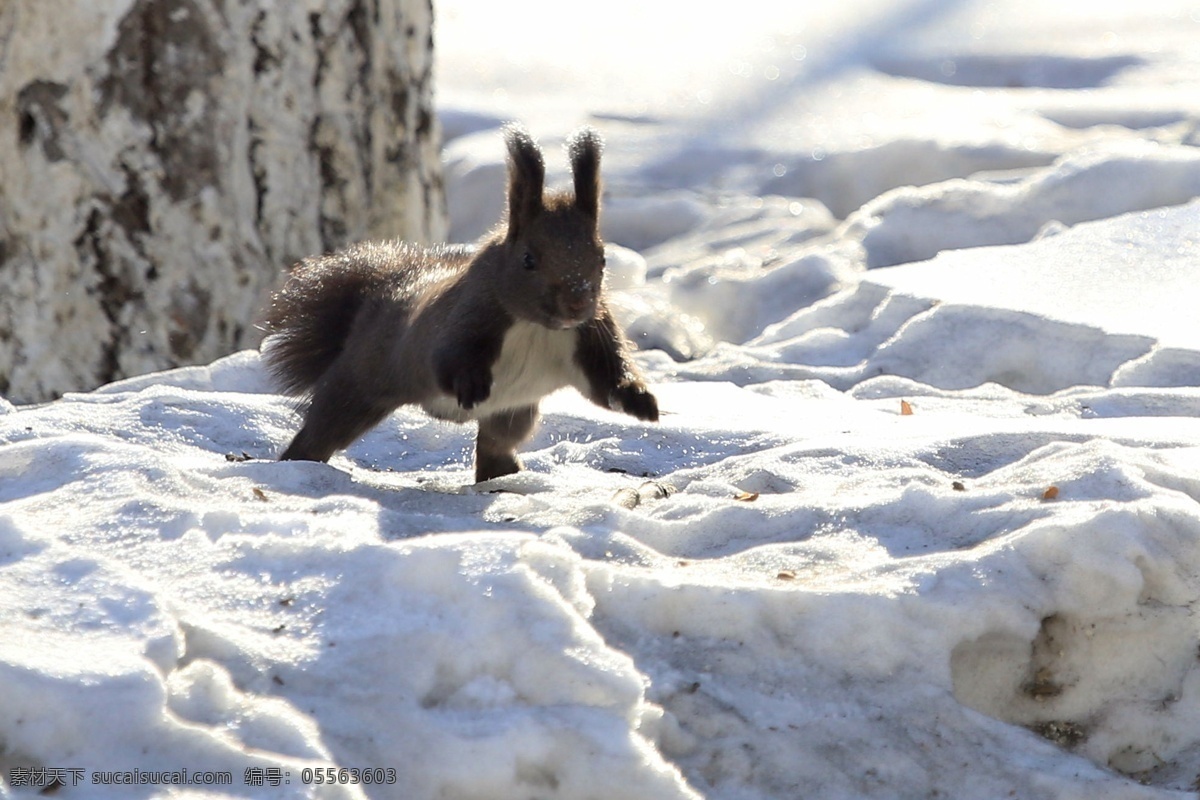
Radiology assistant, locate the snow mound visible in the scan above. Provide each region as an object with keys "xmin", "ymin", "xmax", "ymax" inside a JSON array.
[
  {"xmin": 865, "ymin": 199, "xmax": 1200, "ymax": 353},
  {"xmin": 8, "ymin": 353, "xmax": 1200, "ymax": 799},
  {"xmin": 870, "ymin": 51, "xmax": 1145, "ymax": 89},
  {"xmin": 844, "ymin": 143, "xmax": 1200, "ymax": 268},
  {"xmin": 0, "ymin": 372, "xmax": 696, "ymax": 799}
]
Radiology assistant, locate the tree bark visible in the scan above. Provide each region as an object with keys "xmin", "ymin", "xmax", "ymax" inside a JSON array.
[{"xmin": 0, "ymin": 0, "xmax": 446, "ymax": 402}]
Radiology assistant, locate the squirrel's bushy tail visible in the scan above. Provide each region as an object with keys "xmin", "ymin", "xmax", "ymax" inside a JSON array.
[{"xmin": 260, "ymin": 252, "xmax": 379, "ymax": 396}]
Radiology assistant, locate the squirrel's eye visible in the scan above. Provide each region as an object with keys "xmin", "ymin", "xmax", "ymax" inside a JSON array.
[{"xmin": 523, "ymin": 252, "xmax": 536, "ymax": 271}]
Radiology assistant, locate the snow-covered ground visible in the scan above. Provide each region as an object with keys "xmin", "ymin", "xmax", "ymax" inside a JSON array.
[{"xmin": 4, "ymin": 1, "xmax": 1200, "ymax": 798}]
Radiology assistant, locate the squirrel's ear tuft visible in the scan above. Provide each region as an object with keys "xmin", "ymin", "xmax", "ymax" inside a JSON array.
[
  {"xmin": 566, "ymin": 127, "xmax": 603, "ymax": 220},
  {"xmin": 503, "ymin": 123, "xmax": 545, "ymax": 238}
]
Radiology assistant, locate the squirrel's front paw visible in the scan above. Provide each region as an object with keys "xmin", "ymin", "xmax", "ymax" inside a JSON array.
[
  {"xmin": 451, "ymin": 366, "xmax": 493, "ymax": 409},
  {"xmin": 611, "ymin": 381, "xmax": 658, "ymax": 422},
  {"xmin": 435, "ymin": 349, "xmax": 493, "ymax": 410}
]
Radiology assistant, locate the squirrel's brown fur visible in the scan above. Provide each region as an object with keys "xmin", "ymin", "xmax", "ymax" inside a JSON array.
[{"xmin": 261, "ymin": 125, "xmax": 658, "ymax": 482}]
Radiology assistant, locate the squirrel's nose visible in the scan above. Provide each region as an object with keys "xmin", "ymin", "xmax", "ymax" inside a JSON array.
[
  {"xmin": 558, "ymin": 283, "xmax": 595, "ymax": 318},
  {"xmin": 563, "ymin": 294, "xmax": 589, "ymax": 314}
]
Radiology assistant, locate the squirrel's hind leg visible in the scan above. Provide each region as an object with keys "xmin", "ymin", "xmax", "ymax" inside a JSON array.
[
  {"xmin": 474, "ymin": 404, "xmax": 540, "ymax": 483},
  {"xmin": 279, "ymin": 364, "xmax": 398, "ymax": 463}
]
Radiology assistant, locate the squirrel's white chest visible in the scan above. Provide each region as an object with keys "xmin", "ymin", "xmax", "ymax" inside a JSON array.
[{"xmin": 424, "ymin": 322, "xmax": 585, "ymax": 421}]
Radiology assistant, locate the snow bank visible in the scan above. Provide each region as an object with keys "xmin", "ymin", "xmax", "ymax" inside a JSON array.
[
  {"xmin": 0, "ymin": 374, "xmax": 695, "ymax": 799},
  {"xmin": 844, "ymin": 143, "xmax": 1200, "ymax": 268},
  {"xmin": 865, "ymin": 199, "xmax": 1200, "ymax": 354},
  {"xmin": 6, "ymin": 349, "xmax": 1200, "ymax": 799}
]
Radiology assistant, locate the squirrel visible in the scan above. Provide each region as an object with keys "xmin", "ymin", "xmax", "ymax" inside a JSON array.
[{"xmin": 260, "ymin": 125, "xmax": 659, "ymax": 483}]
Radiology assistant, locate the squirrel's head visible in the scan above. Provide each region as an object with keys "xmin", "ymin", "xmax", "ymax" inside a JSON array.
[{"xmin": 496, "ymin": 125, "xmax": 606, "ymax": 329}]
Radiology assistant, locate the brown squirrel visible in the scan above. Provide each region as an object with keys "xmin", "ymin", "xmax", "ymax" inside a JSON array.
[{"xmin": 261, "ymin": 125, "xmax": 659, "ymax": 482}]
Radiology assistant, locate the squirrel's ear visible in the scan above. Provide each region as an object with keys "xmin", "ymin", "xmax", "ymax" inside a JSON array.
[
  {"xmin": 567, "ymin": 127, "xmax": 603, "ymax": 220},
  {"xmin": 503, "ymin": 124, "xmax": 545, "ymax": 239}
]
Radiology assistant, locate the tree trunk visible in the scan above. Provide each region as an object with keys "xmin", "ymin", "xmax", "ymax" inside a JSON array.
[{"xmin": 0, "ymin": 0, "xmax": 446, "ymax": 402}]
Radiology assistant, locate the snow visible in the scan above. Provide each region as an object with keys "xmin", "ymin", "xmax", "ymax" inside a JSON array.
[
  {"xmin": 4, "ymin": 1, "xmax": 1200, "ymax": 799},
  {"xmin": 865, "ymin": 199, "xmax": 1200, "ymax": 351}
]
